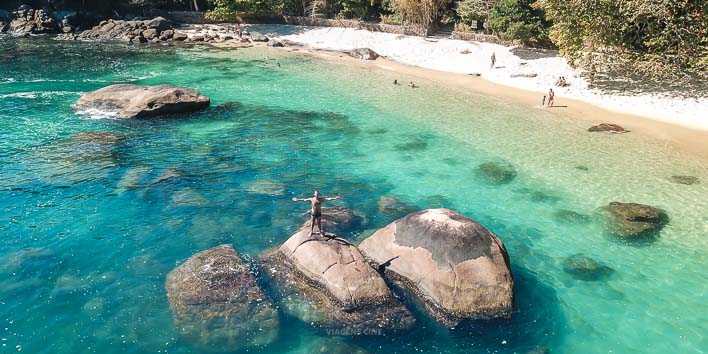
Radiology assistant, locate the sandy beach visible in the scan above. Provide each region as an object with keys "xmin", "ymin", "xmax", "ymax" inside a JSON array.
[{"xmin": 188, "ymin": 24, "xmax": 708, "ymax": 160}]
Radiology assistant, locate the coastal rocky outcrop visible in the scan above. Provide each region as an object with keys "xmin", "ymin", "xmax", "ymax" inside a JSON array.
[
  {"xmin": 57, "ymin": 17, "xmax": 183, "ymax": 43},
  {"xmin": 300, "ymin": 207, "xmax": 363, "ymax": 236},
  {"xmin": 359, "ymin": 208, "xmax": 514, "ymax": 327},
  {"xmin": 75, "ymin": 84, "xmax": 210, "ymax": 118},
  {"xmin": 562, "ymin": 254, "xmax": 614, "ymax": 281},
  {"xmin": 588, "ymin": 123, "xmax": 627, "ymax": 133},
  {"xmin": 260, "ymin": 229, "xmax": 415, "ymax": 332},
  {"xmin": 475, "ymin": 161, "xmax": 517, "ymax": 185},
  {"xmin": 347, "ymin": 48, "xmax": 380, "ymax": 60},
  {"xmin": 165, "ymin": 244, "xmax": 279, "ymax": 350},
  {"xmin": 599, "ymin": 202, "xmax": 668, "ymax": 240}
]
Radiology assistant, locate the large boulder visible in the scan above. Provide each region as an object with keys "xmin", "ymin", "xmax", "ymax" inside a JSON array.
[
  {"xmin": 300, "ymin": 207, "xmax": 363, "ymax": 236},
  {"xmin": 75, "ymin": 84, "xmax": 210, "ymax": 118},
  {"xmin": 249, "ymin": 31, "xmax": 268, "ymax": 42},
  {"xmin": 165, "ymin": 244, "xmax": 279, "ymax": 350},
  {"xmin": 260, "ymin": 229, "xmax": 414, "ymax": 332},
  {"xmin": 599, "ymin": 202, "xmax": 668, "ymax": 240},
  {"xmin": 359, "ymin": 208, "xmax": 514, "ymax": 327},
  {"xmin": 348, "ymin": 48, "xmax": 379, "ymax": 60}
]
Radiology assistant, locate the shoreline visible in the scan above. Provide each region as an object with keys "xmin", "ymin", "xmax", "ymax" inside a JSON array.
[{"xmin": 210, "ymin": 37, "xmax": 708, "ymax": 161}]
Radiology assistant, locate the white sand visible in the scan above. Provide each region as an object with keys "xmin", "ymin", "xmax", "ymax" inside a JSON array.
[{"xmin": 262, "ymin": 26, "xmax": 707, "ymax": 131}]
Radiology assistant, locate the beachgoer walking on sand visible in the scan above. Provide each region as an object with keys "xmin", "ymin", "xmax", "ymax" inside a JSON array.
[
  {"xmin": 547, "ymin": 89, "xmax": 555, "ymax": 107},
  {"xmin": 541, "ymin": 95, "xmax": 546, "ymax": 106},
  {"xmin": 490, "ymin": 52, "xmax": 496, "ymax": 69},
  {"xmin": 292, "ymin": 190, "xmax": 341, "ymax": 237}
]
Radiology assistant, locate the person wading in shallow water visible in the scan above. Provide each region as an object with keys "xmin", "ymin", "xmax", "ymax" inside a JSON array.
[{"xmin": 292, "ymin": 190, "xmax": 341, "ymax": 237}]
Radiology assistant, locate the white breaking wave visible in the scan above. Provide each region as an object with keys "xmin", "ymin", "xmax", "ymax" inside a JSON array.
[
  {"xmin": 0, "ymin": 91, "xmax": 77, "ymax": 99},
  {"xmin": 73, "ymin": 107, "xmax": 121, "ymax": 119}
]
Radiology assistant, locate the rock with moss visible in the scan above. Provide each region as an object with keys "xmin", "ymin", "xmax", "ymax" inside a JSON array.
[{"xmin": 165, "ymin": 244, "xmax": 279, "ymax": 351}]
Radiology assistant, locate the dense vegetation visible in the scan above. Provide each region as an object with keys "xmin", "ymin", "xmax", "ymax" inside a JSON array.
[{"xmin": 4, "ymin": 0, "xmax": 706, "ymax": 80}]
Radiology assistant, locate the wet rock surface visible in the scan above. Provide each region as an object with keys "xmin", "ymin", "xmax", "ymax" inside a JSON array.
[
  {"xmin": 165, "ymin": 244, "xmax": 279, "ymax": 350},
  {"xmin": 359, "ymin": 208, "xmax": 514, "ymax": 327},
  {"xmin": 599, "ymin": 202, "xmax": 668, "ymax": 241},
  {"xmin": 260, "ymin": 228, "xmax": 414, "ymax": 332},
  {"xmin": 562, "ymin": 254, "xmax": 614, "ymax": 281},
  {"xmin": 75, "ymin": 84, "xmax": 210, "ymax": 118}
]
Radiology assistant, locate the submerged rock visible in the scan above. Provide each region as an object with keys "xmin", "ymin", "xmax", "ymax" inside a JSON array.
[
  {"xmin": 300, "ymin": 207, "xmax": 363, "ymax": 236},
  {"xmin": 553, "ymin": 209, "xmax": 591, "ymax": 225},
  {"xmin": 359, "ymin": 208, "xmax": 514, "ymax": 328},
  {"xmin": 670, "ymin": 175, "xmax": 700, "ymax": 185},
  {"xmin": 588, "ymin": 123, "xmax": 627, "ymax": 133},
  {"xmin": 378, "ymin": 196, "xmax": 417, "ymax": 219},
  {"xmin": 75, "ymin": 84, "xmax": 210, "ymax": 118},
  {"xmin": 475, "ymin": 161, "xmax": 517, "ymax": 185},
  {"xmin": 347, "ymin": 48, "xmax": 379, "ymax": 60},
  {"xmin": 261, "ymin": 229, "xmax": 414, "ymax": 332},
  {"xmin": 562, "ymin": 254, "xmax": 614, "ymax": 281},
  {"xmin": 165, "ymin": 244, "xmax": 279, "ymax": 350},
  {"xmin": 599, "ymin": 202, "xmax": 668, "ymax": 240}
]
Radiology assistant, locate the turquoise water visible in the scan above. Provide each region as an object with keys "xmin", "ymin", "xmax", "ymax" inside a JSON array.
[{"xmin": 1, "ymin": 35, "xmax": 707, "ymax": 353}]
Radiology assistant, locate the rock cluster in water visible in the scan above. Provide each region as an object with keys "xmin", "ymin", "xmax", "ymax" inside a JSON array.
[
  {"xmin": 75, "ymin": 84, "xmax": 210, "ymax": 118},
  {"xmin": 588, "ymin": 123, "xmax": 627, "ymax": 133},
  {"xmin": 56, "ymin": 17, "xmax": 184, "ymax": 43},
  {"xmin": 165, "ymin": 244, "xmax": 279, "ymax": 351},
  {"xmin": 166, "ymin": 207, "xmax": 514, "ymax": 348}
]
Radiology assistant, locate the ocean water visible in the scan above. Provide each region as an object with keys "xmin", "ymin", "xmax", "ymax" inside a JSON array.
[{"xmin": 0, "ymin": 35, "xmax": 707, "ymax": 354}]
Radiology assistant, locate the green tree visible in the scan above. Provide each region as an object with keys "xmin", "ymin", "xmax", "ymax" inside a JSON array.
[
  {"xmin": 487, "ymin": 0, "xmax": 550, "ymax": 46},
  {"xmin": 539, "ymin": 0, "xmax": 708, "ymax": 81}
]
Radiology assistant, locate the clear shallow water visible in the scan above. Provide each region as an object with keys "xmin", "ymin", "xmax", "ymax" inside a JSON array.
[{"xmin": 0, "ymin": 36, "xmax": 707, "ymax": 354}]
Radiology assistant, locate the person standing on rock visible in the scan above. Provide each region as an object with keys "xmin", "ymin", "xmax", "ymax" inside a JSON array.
[{"xmin": 292, "ymin": 190, "xmax": 341, "ymax": 237}]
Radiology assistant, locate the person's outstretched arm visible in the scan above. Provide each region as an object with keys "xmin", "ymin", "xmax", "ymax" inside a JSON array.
[{"xmin": 292, "ymin": 197, "xmax": 310, "ymax": 202}]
